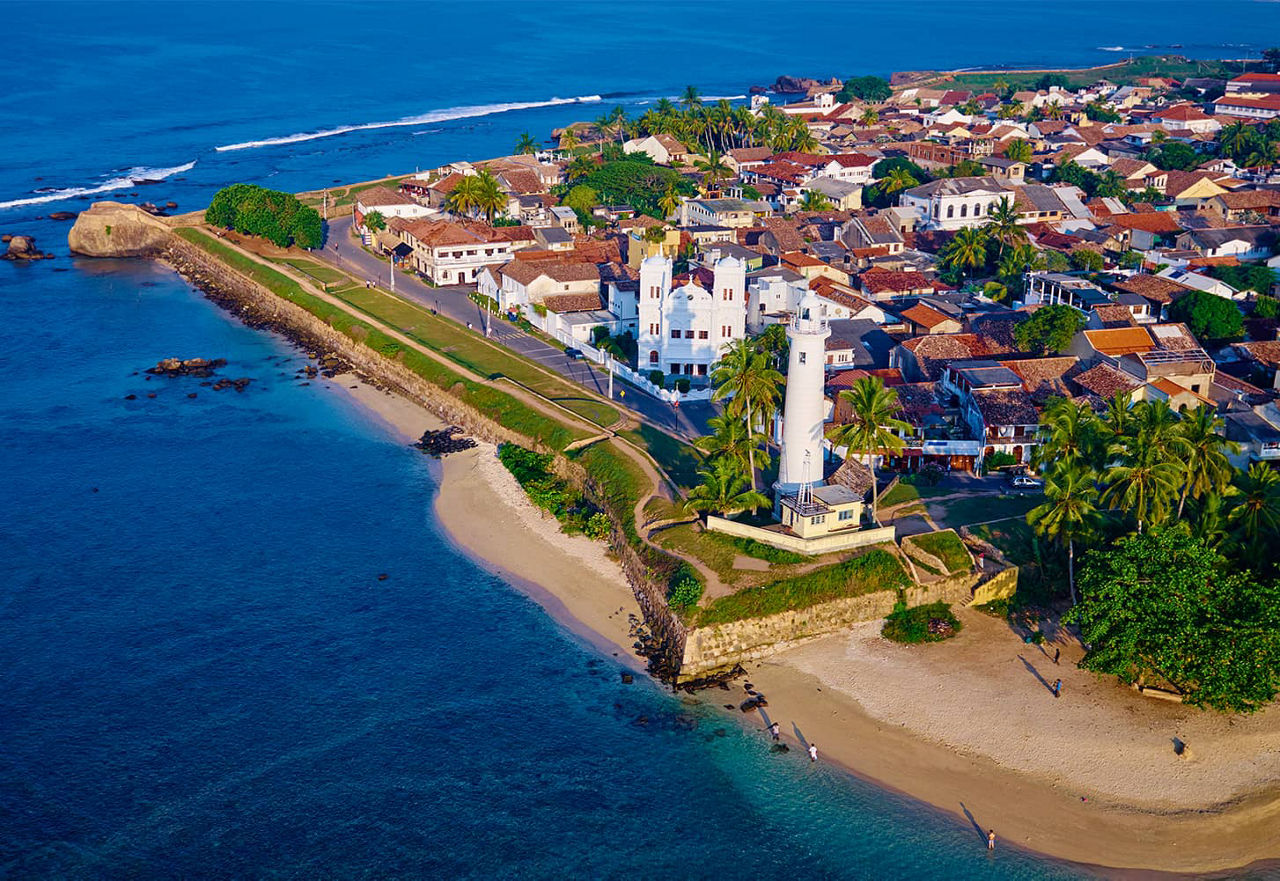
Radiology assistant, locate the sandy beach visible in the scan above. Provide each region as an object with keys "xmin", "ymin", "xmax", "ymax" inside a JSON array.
[{"xmin": 325, "ymin": 373, "xmax": 1280, "ymax": 875}]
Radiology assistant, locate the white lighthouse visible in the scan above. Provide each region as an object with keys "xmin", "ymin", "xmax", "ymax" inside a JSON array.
[{"xmin": 775, "ymin": 289, "xmax": 831, "ymax": 497}]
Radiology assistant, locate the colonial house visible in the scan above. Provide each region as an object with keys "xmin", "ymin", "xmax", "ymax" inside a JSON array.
[
  {"xmin": 1162, "ymin": 170, "xmax": 1228, "ymax": 208},
  {"xmin": 1149, "ymin": 103, "xmax": 1221, "ymax": 135},
  {"xmin": 393, "ymin": 217, "xmax": 532, "ymax": 284},
  {"xmin": 637, "ymin": 255, "xmax": 747, "ymax": 381},
  {"xmin": 622, "ymin": 134, "xmax": 689, "ymax": 165},
  {"xmin": 678, "ymin": 197, "xmax": 771, "ymax": 229},
  {"xmin": 1210, "ymin": 93, "xmax": 1280, "ymax": 120},
  {"xmin": 898, "ymin": 176, "xmax": 1013, "ymax": 231},
  {"xmin": 1207, "ymin": 190, "xmax": 1280, "ymax": 224},
  {"xmin": 353, "ymin": 186, "xmax": 435, "ymax": 233},
  {"xmin": 1175, "ymin": 226, "xmax": 1276, "ymax": 262},
  {"xmin": 802, "ymin": 176, "xmax": 863, "ymax": 211},
  {"xmin": 859, "ymin": 268, "xmax": 938, "ymax": 301},
  {"xmin": 477, "ymin": 259, "xmax": 601, "ymax": 313},
  {"xmin": 840, "ymin": 213, "xmax": 906, "ymax": 255},
  {"xmin": 979, "ymin": 156, "xmax": 1027, "ymax": 185},
  {"xmin": 965, "ymin": 386, "xmax": 1040, "ymax": 466},
  {"xmin": 900, "ymin": 301, "xmax": 963, "ymax": 335}
]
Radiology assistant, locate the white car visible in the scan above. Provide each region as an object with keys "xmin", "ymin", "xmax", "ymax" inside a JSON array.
[{"xmin": 1011, "ymin": 476, "xmax": 1041, "ymax": 489}]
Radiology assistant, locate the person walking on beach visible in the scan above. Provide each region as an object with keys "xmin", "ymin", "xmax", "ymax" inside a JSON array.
[
  {"xmin": 988, "ymin": 830, "xmax": 996, "ymax": 851},
  {"xmin": 1053, "ymin": 647, "xmax": 1061, "ymax": 665},
  {"xmin": 769, "ymin": 721, "xmax": 780, "ymax": 741},
  {"xmin": 1052, "ymin": 678, "xmax": 1062, "ymax": 699},
  {"xmin": 808, "ymin": 743, "xmax": 818, "ymax": 763}
]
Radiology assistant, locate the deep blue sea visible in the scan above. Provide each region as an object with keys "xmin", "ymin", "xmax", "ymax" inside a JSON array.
[{"xmin": 4, "ymin": 3, "xmax": 1280, "ymax": 877}]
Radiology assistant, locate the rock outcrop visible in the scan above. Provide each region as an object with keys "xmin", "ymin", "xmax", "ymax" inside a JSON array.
[{"xmin": 68, "ymin": 201, "xmax": 172, "ymax": 257}]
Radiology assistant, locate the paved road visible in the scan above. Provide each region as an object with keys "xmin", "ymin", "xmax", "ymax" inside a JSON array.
[{"xmin": 322, "ymin": 216, "xmax": 716, "ymax": 439}]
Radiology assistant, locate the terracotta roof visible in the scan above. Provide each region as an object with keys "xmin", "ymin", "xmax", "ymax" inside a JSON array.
[
  {"xmin": 1217, "ymin": 189, "xmax": 1280, "ymax": 210},
  {"xmin": 1111, "ymin": 274, "xmax": 1190, "ymax": 304},
  {"xmin": 900, "ymin": 302, "xmax": 955, "ymax": 329},
  {"xmin": 762, "ymin": 218, "xmax": 805, "ymax": 252},
  {"xmin": 998, "ymin": 356, "xmax": 1080, "ymax": 399},
  {"xmin": 1163, "ymin": 170, "xmax": 1224, "ymax": 197},
  {"xmin": 860, "ymin": 268, "xmax": 935, "ymax": 295},
  {"xmin": 399, "ymin": 217, "xmax": 511, "ymax": 248},
  {"xmin": 1232, "ymin": 341, "xmax": 1280, "ymax": 368},
  {"xmin": 501, "ymin": 260, "xmax": 600, "ymax": 286},
  {"xmin": 1105, "ymin": 211, "xmax": 1183, "ymax": 235},
  {"xmin": 541, "ymin": 291, "xmax": 606, "ymax": 313},
  {"xmin": 893, "ymin": 382, "xmax": 945, "ymax": 424},
  {"xmin": 356, "ymin": 185, "xmax": 415, "ymax": 207},
  {"xmin": 1072, "ymin": 363, "xmax": 1142, "ymax": 400},
  {"xmin": 900, "ymin": 333, "xmax": 1015, "ymax": 380},
  {"xmin": 432, "ymin": 172, "xmax": 466, "ymax": 194},
  {"xmin": 970, "ymin": 387, "xmax": 1040, "ymax": 426},
  {"xmin": 1091, "ymin": 304, "xmax": 1138, "ymax": 328},
  {"xmin": 1083, "ymin": 327, "xmax": 1156, "ymax": 356},
  {"xmin": 499, "ymin": 169, "xmax": 544, "ymax": 195}
]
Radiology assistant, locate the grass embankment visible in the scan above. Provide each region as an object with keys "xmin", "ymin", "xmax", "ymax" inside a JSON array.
[
  {"xmin": 968, "ymin": 518, "xmax": 1036, "ymax": 566},
  {"xmin": 879, "ymin": 480, "xmax": 953, "ymax": 509},
  {"xmin": 882, "ymin": 602, "xmax": 962, "ymax": 644},
  {"xmin": 497, "ymin": 445, "xmax": 609, "ymax": 538},
  {"xmin": 925, "ymin": 55, "xmax": 1256, "ymax": 93},
  {"xmin": 617, "ymin": 424, "xmax": 703, "ymax": 490},
  {"xmin": 174, "ymin": 228, "xmax": 582, "ymax": 451},
  {"xmin": 654, "ymin": 523, "xmax": 817, "ymax": 588},
  {"xmin": 909, "ymin": 530, "xmax": 970, "ymax": 575},
  {"xmin": 691, "ymin": 547, "xmax": 909, "ymax": 627},
  {"xmin": 296, "ymin": 176, "xmax": 415, "ymax": 212}
]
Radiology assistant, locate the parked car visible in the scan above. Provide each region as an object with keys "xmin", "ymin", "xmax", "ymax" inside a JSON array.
[
  {"xmin": 564, "ymin": 347, "xmax": 583, "ymax": 360},
  {"xmin": 1011, "ymin": 476, "xmax": 1041, "ymax": 489}
]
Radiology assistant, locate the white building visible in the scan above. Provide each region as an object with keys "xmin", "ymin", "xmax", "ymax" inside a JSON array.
[
  {"xmin": 637, "ymin": 255, "xmax": 746, "ymax": 381},
  {"xmin": 898, "ymin": 176, "xmax": 1013, "ymax": 230},
  {"xmin": 775, "ymin": 289, "xmax": 831, "ymax": 497}
]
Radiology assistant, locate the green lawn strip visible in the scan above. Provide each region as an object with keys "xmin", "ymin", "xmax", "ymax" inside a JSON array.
[
  {"xmin": 642, "ymin": 497, "xmax": 682, "ymax": 524},
  {"xmin": 933, "ymin": 56, "xmax": 1246, "ymax": 93},
  {"xmin": 617, "ymin": 424, "xmax": 703, "ymax": 490},
  {"xmin": 967, "ymin": 519, "xmax": 1037, "ymax": 567},
  {"xmin": 280, "ymin": 258, "xmax": 348, "ymax": 285},
  {"xmin": 654, "ymin": 523, "xmax": 811, "ymax": 586},
  {"xmin": 175, "ymin": 228, "xmax": 581, "ymax": 451},
  {"xmin": 692, "ymin": 548, "xmax": 909, "ymax": 626},
  {"xmin": 879, "ymin": 482, "xmax": 920, "ymax": 508},
  {"xmin": 932, "ymin": 494, "xmax": 1038, "ymax": 528},
  {"xmin": 909, "ymin": 530, "xmax": 971, "ymax": 575}
]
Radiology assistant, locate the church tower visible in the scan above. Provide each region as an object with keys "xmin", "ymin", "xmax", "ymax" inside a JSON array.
[{"xmin": 775, "ymin": 289, "xmax": 831, "ymax": 496}]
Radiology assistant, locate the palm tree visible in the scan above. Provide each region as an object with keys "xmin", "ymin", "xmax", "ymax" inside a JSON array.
[
  {"xmin": 593, "ymin": 113, "xmax": 614, "ymax": 152},
  {"xmin": 711, "ymin": 339, "xmax": 783, "ymax": 494},
  {"xmin": 610, "ymin": 105, "xmax": 627, "ymax": 143},
  {"xmin": 445, "ymin": 174, "xmax": 481, "ymax": 218},
  {"xmin": 514, "ymin": 132, "xmax": 538, "ymax": 155},
  {"xmin": 559, "ymin": 127, "xmax": 580, "ymax": 153},
  {"xmin": 1044, "ymin": 102, "xmax": 1065, "ymax": 120},
  {"xmin": 1175, "ymin": 407, "xmax": 1238, "ymax": 517},
  {"xmin": 880, "ymin": 167, "xmax": 918, "ymax": 195},
  {"xmin": 1005, "ymin": 138, "xmax": 1033, "ymax": 163},
  {"xmin": 941, "ymin": 226, "xmax": 989, "ymax": 282},
  {"xmin": 1034, "ymin": 396, "xmax": 1098, "ymax": 470},
  {"xmin": 1027, "ymin": 461, "xmax": 1099, "ymax": 605},
  {"xmin": 472, "ymin": 170, "xmax": 507, "ymax": 224},
  {"xmin": 1102, "ymin": 438, "xmax": 1182, "ymax": 533},
  {"xmin": 683, "ymin": 457, "xmax": 770, "ymax": 516},
  {"xmin": 1220, "ymin": 121, "xmax": 1255, "ymax": 158},
  {"xmin": 985, "ymin": 197, "xmax": 1026, "ymax": 258},
  {"xmin": 696, "ymin": 413, "xmax": 771, "ymax": 478},
  {"xmin": 658, "ymin": 185, "xmax": 682, "ymax": 219},
  {"xmin": 799, "ymin": 188, "xmax": 832, "ymax": 212},
  {"xmin": 1228, "ymin": 463, "xmax": 1280, "ymax": 550},
  {"xmin": 860, "ymin": 108, "xmax": 880, "ymax": 127},
  {"xmin": 825, "ymin": 376, "xmax": 910, "ymax": 522},
  {"xmin": 681, "ymin": 85, "xmax": 702, "ymax": 111},
  {"xmin": 1101, "ymin": 391, "xmax": 1132, "ymax": 441},
  {"xmin": 694, "ymin": 150, "xmax": 731, "ymax": 193},
  {"xmin": 566, "ymin": 154, "xmax": 595, "ymax": 182}
]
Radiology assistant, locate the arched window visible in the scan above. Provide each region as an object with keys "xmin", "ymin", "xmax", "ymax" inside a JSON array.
[
  {"xmin": 960, "ymin": 203, "xmax": 968, "ymax": 218},
  {"xmin": 974, "ymin": 202, "xmax": 983, "ymax": 217},
  {"xmin": 649, "ymin": 350, "xmax": 659, "ymax": 364},
  {"xmin": 946, "ymin": 204, "xmax": 954, "ymax": 219}
]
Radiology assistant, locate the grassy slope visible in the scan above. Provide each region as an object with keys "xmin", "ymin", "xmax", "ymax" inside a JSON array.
[{"xmin": 910, "ymin": 530, "xmax": 970, "ymax": 575}]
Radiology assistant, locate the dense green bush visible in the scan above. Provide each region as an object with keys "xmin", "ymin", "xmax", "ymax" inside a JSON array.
[
  {"xmin": 649, "ymin": 369, "xmax": 665, "ymax": 387},
  {"xmin": 882, "ymin": 601, "xmax": 963, "ymax": 644},
  {"xmin": 206, "ymin": 183, "xmax": 323, "ymax": 249},
  {"xmin": 668, "ymin": 565, "xmax": 705, "ymax": 609}
]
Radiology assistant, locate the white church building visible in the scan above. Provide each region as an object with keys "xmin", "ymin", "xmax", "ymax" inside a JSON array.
[{"xmin": 637, "ymin": 255, "xmax": 747, "ymax": 381}]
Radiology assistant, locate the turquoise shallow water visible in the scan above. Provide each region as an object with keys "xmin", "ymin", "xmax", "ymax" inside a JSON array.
[{"xmin": 3, "ymin": 3, "xmax": 1280, "ymax": 877}]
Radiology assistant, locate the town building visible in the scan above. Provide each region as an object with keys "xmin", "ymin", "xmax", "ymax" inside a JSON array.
[{"xmin": 637, "ymin": 255, "xmax": 746, "ymax": 381}]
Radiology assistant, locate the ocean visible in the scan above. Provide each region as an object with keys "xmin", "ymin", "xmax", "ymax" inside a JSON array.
[{"xmin": 2, "ymin": 2, "xmax": 1279, "ymax": 877}]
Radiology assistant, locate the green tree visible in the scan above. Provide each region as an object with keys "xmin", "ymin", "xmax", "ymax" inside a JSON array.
[
  {"xmin": 985, "ymin": 196, "xmax": 1026, "ymax": 258},
  {"xmin": 514, "ymin": 132, "xmax": 538, "ymax": 155},
  {"xmin": 559, "ymin": 127, "xmax": 580, "ymax": 152},
  {"xmin": 1228, "ymin": 463, "xmax": 1280, "ymax": 554},
  {"xmin": 472, "ymin": 170, "xmax": 507, "ymax": 223},
  {"xmin": 683, "ymin": 456, "xmax": 769, "ymax": 516},
  {"xmin": 711, "ymin": 339, "xmax": 783, "ymax": 494},
  {"xmin": 681, "ymin": 85, "xmax": 702, "ymax": 111},
  {"xmin": 939, "ymin": 226, "xmax": 989, "ymax": 282},
  {"xmin": 695, "ymin": 413, "xmax": 771, "ymax": 479},
  {"xmin": 1072, "ymin": 529, "xmax": 1280, "ymax": 712},
  {"xmin": 825, "ymin": 376, "xmax": 910, "ymax": 522},
  {"xmin": 1103, "ymin": 432, "xmax": 1183, "ymax": 533},
  {"xmin": 1175, "ymin": 407, "xmax": 1238, "ymax": 517},
  {"xmin": 1004, "ymin": 138, "xmax": 1033, "ymax": 163},
  {"xmin": 363, "ymin": 210, "xmax": 386, "ymax": 233},
  {"xmin": 1167, "ymin": 289, "xmax": 1244, "ymax": 342},
  {"xmin": 693, "ymin": 149, "xmax": 731, "ymax": 192},
  {"xmin": 291, "ymin": 206, "xmax": 324, "ymax": 249},
  {"xmin": 1014, "ymin": 303, "xmax": 1085, "ymax": 355},
  {"xmin": 658, "ymin": 185, "xmax": 682, "ymax": 219},
  {"xmin": 1034, "ymin": 396, "xmax": 1100, "ymax": 470},
  {"xmin": 1028, "ymin": 461, "xmax": 1100, "ymax": 604},
  {"xmin": 204, "ymin": 183, "xmax": 320, "ymax": 249},
  {"xmin": 837, "ymin": 75, "xmax": 891, "ymax": 102},
  {"xmin": 1144, "ymin": 140, "xmax": 1201, "ymax": 171},
  {"xmin": 562, "ymin": 184, "xmax": 599, "ymax": 219},
  {"xmin": 1069, "ymin": 249, "xmax": 1104, "ymax": 272},
  {"xmin": 799, "ymin": 188, "xmax": 833, "ymax": 212}
]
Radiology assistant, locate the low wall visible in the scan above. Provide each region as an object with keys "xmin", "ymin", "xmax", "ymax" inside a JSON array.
[
  {"xmin": 904, "ymin": 571, "xmax": 981, "ymax": 607},
  {"xmin": 706, "ymin": 516, "xmax": 896, "ymax": 556},
  {"xmin": 679, "ymin": 588, "xmax": 901, "ymax": 680},
  {"xmin": 970, "ymin": 566, "xmax": 1019, "ymax": 605}
]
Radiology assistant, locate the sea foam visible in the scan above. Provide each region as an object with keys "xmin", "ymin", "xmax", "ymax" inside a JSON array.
[
  {"xmin": 0, "ymin": 161, "xmax": 197, "ymax": 211},
  {"xmin": 215, "ymin": 96, "xmax": 604, "ymax": 152}
]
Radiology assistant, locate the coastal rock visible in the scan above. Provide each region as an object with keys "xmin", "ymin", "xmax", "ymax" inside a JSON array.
[
  {"xmin": 772, "ymin": 75, "xmax": 822, "ymax": 94},
  {"xmin": 146, "ymin": 357, "xmax": 227, "ymax": 378},
  {"xmin": 48, "ymin": 211, "xmax": 78, "ymax": 222},
  {"xmin": 748, "ymin": 85, "xmax": 767, "ymax": 95},
  {"xmin": 3, "ymin": 235, "xmax": 42, "ymax": 260},
  {"xmin": 413, "ymin": 426, "xmax": 477, "ymax": 457},
  {"xmin": 67, "ymin": 201, "xmax": 171, "ymax": 257}
]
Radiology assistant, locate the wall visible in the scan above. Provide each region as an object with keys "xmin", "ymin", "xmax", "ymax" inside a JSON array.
[
  {"xmin": 706, "ymin": 516, "xmax": 896, "ymax": 556},
  {"xmin": 679, "ymin": 588, "xmax": 901, "ymax": 680}
]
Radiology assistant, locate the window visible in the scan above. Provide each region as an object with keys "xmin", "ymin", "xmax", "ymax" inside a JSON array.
[
  {"xmin": 671, "ymin": 329, "xmax": 681, "ymax": 339},
  {"xmin": 838, "ymin": 509, "xmax": 855, "ymax": 522},
  {"xmin": 698, "ymin": 330, "xmax": 709, "ymax": 339},
  {"xmin": 697, "ymin": 364, "xmax": 708, "ymax": 376},
  {"xmin": 946, "ymin": 204, "xmax": 954, "ymax": 219},
  {"xmin": 669, "ymin": 364, "xmax": 679, "ymax": 374},
  {"xmin": 649, "ymin": 350, "xmax": 659, "ymax": 364},
  {"xmin": 974, "ymin": 202, "xmax": 983, "ymax": 217},
  {"xmin": 650, "ymin": 285, "xmax": 660, "ymax": 298},
  {"xmin": 798, "ymin": 351, "xmax": 806, "ymax": 364},
  {"xmin": 649, "ymin": 323, "xmax": 659, "ymax": 335},
  {"xmin": 811, "ymin": 514, "xmax": 825, "ymax": 525},
  {"xmin": 684, "ymin": 330, "xmax": 694, "ymax": 338},
  {"xmin": 722, "ymin": 288, "xmax": 733, "ymax": 301},
  {"xmin": 721, "ymin": 326, "xmax": 732, "ymax": 338},
  {"xmin": 960, "ymin": 203, "xmax": 968, "ymax": 218},
  {"xmin": 684, "ymin": 364, "xmax": 693, "ymax": 375}
]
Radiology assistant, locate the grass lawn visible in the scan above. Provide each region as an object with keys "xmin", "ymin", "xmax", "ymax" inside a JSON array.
[
  {"xmin": 931, "ymin": 494, "xmax": 1038, "ymax": 529},
  {"xmin": 880, "ymin": 480, "xmax": 954, "ymax": 509},
  {"xmin": 642, "ymin": 496, "xmax": 683, "ymax": 524},
  {"xmin": 967, "ymin": 518, "xmax": 1037, "ymax": 567},
  {"xmin": 692, "ymin": 547, "xmax": 909, "ymax": 626},
  {"xmin": 653, "ymin": 523, "xmax": 811, "ymax": 587},
  {"xmin": 909, "ymin": 530, "xmax": 971, "ymax": 575},
  {"xmin": 280, "ymin": 258, "xmax": 348, "ymax": 286},
  {"xmin": 618, "ymin": 423, "xmax": 703, "ymax": 490}
]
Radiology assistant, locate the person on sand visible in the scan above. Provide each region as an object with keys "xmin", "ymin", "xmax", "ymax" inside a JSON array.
[
  {"xmin": 769, "ymin": 721, "xmax": 780, "ymax": 741},
  {"xmin": 1053, "ymin": 678, "xmax": 1062, "ymax": 699},
  {"xmin": 988, "ymin": 829, "xmax": 996, "ymax": 851},
  {"xmin": 1054, "ymin": 647, "xmax": 1061, "ymax": 665},
  {"xmin": 808, "ymin": 743, "xmax": 818, "ymax": 762}
]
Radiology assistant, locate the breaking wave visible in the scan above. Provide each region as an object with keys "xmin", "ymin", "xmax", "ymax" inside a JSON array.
[
  {"xmin": 0, "ymin": 161, "xmax": 197, "ymax": 210},
  {"xmin": 214, "ymin": 95, "xmax": 604, "ymax": 152}
]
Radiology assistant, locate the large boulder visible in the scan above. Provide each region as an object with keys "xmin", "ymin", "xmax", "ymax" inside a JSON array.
[{"xmin": 68, "ymin": 201, "xmax": 172, "ymax": 257}]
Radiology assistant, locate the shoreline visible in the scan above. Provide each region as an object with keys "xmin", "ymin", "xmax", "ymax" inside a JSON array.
[{"xmin": 326, "ymin": 369, "xmax": 1280, "ymax": 876}]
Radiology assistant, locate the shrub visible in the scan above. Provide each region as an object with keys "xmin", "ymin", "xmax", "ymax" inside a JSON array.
[
  {"xmin": 585, "ymin": 512, "xmax": 612, "ymax": 541},
  {"xmin": 675, "ymin": 377, "xmax": 691, "ymax": 393},
  {"xmin": 668, "ymin": 566, "xmax": 705, "ymax": 609},
  {"xmin": 1255, "ymin": 295, "xmax": 1280, "ymax": 319},
  {"xmin": 648, "ymin": 369, "xmax": 666, "ymax": 387},
  {"xmin": 984, "ymin": 451, "xmax": 1017, "ymax": 470},
  {"xmin": 916, "ymin": 462, "xmax": 944, "ymax": 486},
  {"xmin": 882, "ymin": 601, "xmax": 963, "ymax": 644},
  {"xmin": 205, "ymin": 183, "xmax": 323, "ymax": 249}
]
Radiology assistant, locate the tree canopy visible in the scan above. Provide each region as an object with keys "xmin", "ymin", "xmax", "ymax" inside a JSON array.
[
  {"xmin": 837, "ymin": 75, "xmax": 891, "ymax": 103},
  {"xmin": 1013, "ymin": 303, "xmax": 1086, "ymax": 354},
  {"xmin": 205, "ymin": 184, "xmax": 324, "ymax": 249},
  {"xmin": 1209, "ymin": 264, "xmax": 1277, "ymax": 296},
  {"xmin": 1167, "ymin": 289, "xmax": 1244, "ymax": 341},
  {"xmin": 1143, "ymin": 140, "xmax": 1202, "ymax": 171},
  {"xmin": 1071, "ymin": 529, "xmax": 1280, "ymax": 713},
  {"xmin": 577, "ymin": 159, "xmax": 693, "ymax": 219}
]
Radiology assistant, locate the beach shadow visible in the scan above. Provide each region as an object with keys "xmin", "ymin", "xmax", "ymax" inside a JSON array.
[
  {"xmin": 1018, "ymin": 655, "xmax": 1055, "ymax": 695},
  {"xmin": 757, "ymin": 706, "xmax": 774, "ymax": 730},
  {"xmin": 959, "ymin": 802, "xmax": 986, "ymax": 844},
  {"xmin": 792, "ymin": 722, "xmax": 809, "ymax": 750}
]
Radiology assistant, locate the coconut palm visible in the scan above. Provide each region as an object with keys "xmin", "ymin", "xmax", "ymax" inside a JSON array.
[
  {"xmin": 1228, "ymin": 463, "xmax": 1280, "ymax": 550},
  {"xmin": 681, "ymin": 85, "xmax": 702, "ymax": 111},
  {"xmin": 683, "ymin": 456, "xmax": 770, "ymax": 516},
  {"xmin": 559, "ymin": 127, "xmax": 580, "ymax": 153},
  {"xmin": 1034, "ymin": 396, "xmax": 1098, "ymax": 470},
  {"xmin": 940, "ymin": 226, "xmax": 989, "ymax": 281},
  {"xmin": 860, "ymin": 108, "xmax": 880, "ymax": 127},
  {"xmin": 1102, "ymin": 438, "xmax": 1183, "ymax": 533},
  {"xmin": 610, "ymin": 105, "xmax": 627, "ymax": 143},
  {"xmin": 658, "ymin": 185, "xmax": 682, "ymax": 219},
  {"xmin": 1004, "ymin": 138, "xmax": 1033, "ymax": 163},
  {"xmin": 1175, "ymin": 407, "xmax": 1238, "ymax": 517},
  {"xmin": 985, "ymin": 197, "xmax": 1026, "ymax": 258},
  {"xmin": 694, "ymin": 150, "xmax": 731, "ymax": 192},
  {"xmin": 695, "ymin": 413, "xmax": 772, "ymax": 478},
  {"xmin": 880, "ymin": 167, "xmax": 919, "ymax": 195},
  {"xmin": 593, "ymin": 113, "xmax": 615, "ymax": 152},
  {"xmin": 655, "ymin": 97, "xmax": 675, "ymax": 117},
  {"xmin": 711, "ymin": 339, "xmax": 783, "ymax": 493},
  {"xmin": 799, "ymin": 188, "xmax": 832, "ymax": 212},
  {"xmin": 1027, "ymin": 461, "xmax": 1100, "ymax": 605},
  {"xmin": 1100, "ymin": 391, "xmax": 1132, "ymax": 441},
  {"xmin": 514, "ymin": 132, "xmax": 538, "ymax": 155},
  {"xmin": 471, "ymin": 170, "xmax": 507, "ymax": 224},
  {"xmin": 825, "ymin": 376, "xmax": 910, "ymax": 522},
  {"xmin": 445, "ymin": 174, "xmax": 481, "ymax": 218},
  {"xmin": 566, "ymin": 154, "xmax": 595, "ymax": 182}
]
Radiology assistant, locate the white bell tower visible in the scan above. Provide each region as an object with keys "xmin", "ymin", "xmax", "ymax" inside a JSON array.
[{"xmin": 775, "ymin": 290, "xmax": 831, "ymax": 497}]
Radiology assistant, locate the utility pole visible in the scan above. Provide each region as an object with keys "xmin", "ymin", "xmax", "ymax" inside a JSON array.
[
  {"xmin": 390, "ymin": 259, "xmax": 395, "ymax": 292},
  {"xmin": 607, "ymin": 356, "xmax": 614, "ymax": 399}
]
